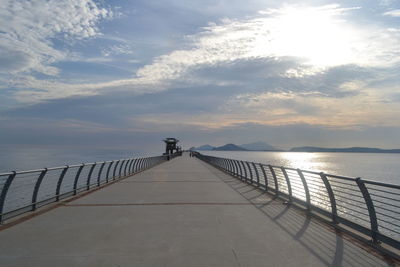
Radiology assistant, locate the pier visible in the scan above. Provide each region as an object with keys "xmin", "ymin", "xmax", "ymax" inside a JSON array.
[{"xmin": 0, "ymin": 153, "xmax": 397, "ymax": 266}]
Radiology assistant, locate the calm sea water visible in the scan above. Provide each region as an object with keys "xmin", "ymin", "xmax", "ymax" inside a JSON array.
[
  {"xmin": 201, "ymin": 151, "xmax": 400, "ymax": 185},
  {"xmin": 0, "ymin": 146, "xmax": 158, "ymax": 174},
  {"xmin": 1, "ymin": 147, "xmax": 399, "ymax": 185}
]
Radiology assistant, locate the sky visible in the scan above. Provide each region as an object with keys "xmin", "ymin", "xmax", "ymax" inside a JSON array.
[{"xmin": 1, "ymin": 0, "xmax": 400, "ymax": 153}]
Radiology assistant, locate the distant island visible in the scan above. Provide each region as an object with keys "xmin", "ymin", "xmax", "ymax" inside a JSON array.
[
  {"xmin": 290, "ymin": 146, "xmax": 400, "ymax": 153},
  {"xmin": 192, "ymin": 142, "xmax": 400, "ymax": 153},
  {"xmin": 194, "ymin": 141, "xmax": 283, "ymax": 151},
  {"xmin": 213, "ymin": 143, "xmax": 248, "ymax": 151}
]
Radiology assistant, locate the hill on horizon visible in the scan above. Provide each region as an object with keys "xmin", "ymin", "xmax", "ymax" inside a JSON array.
[
  {"xmin": 195, "ymin": 144, "xmax": 215, "ymax": 151},
  {"xmin": 240, "ymin": 141, "xmax": 276, "ymax": 151},
  {"xmin": 290, "ymin": 146, "xmax": 400, "ymax": 153},
  {"xmin": 213, "ymin": 143, "xmax": 248, "ymax": 151}
]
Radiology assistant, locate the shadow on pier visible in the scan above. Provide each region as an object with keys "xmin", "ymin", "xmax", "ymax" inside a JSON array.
[{"xmin": 199, "ymin": 159, "xmax": 397, "ymax": 267}]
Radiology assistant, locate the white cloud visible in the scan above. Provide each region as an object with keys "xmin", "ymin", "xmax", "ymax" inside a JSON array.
[
  {"xmin": 101, "ymin": 44, "xmax": 134, "ymax": 57},
  {"xmin": 383, "ymin": 9, "xmax": 400, "ymax": 17},
  {"xmin": 0, "ymin": 0, "xmax": 111, "ymax": 75},
  {"xmin": 4, "ymin": 3, "xmax": 400, "ymax": 104},
  {"xmin": 107, "ymin": 5, "xmax": 400, "ymax": 78},
  {"xmin": 220, "ymin": 87, "xmax": 400, "ymax": 128}
]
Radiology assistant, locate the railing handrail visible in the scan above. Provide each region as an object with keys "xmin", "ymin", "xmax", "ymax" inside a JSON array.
[
  {"xmin": 194, "ymin": 152, "xmax": 400, "ymax": 251},
  {"xmin": 0, "ymin": 152, "xmax": 182, "ymax": 223},
  {"xmin": 0, "ymin": 157, "xmax": 166, "ymax": 176}
]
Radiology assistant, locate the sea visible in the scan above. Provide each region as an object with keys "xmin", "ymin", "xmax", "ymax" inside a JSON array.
[
  {"xmin": 200, "ymin": 151, "xmax": 400, "ymax": 185},
  {"xmin": 0, "ymin": 145, "xmax": 157, "ymax": 174},
  {"xmin": 1, "ymin": 146, "xmax": 399, "ymax": 185}
]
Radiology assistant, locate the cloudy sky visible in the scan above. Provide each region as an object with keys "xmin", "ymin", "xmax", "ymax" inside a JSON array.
[{"xmin": 1, "ymin": 0, "xmax": 400, "ymax": 152}]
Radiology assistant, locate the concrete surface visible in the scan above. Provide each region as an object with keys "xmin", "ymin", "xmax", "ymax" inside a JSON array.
[{"xmin": 0, "ymin": 153, "xmax": 394, "ymax": 266}]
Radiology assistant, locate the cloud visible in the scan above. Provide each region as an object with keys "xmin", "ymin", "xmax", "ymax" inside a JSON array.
[
  {"xmin": 101, "ymin": 44, "xmax": 134, "ymax": 57},
  {"xmin": 5, "ymin": 3, "xmax": 400, "ymax": 104},
  {"xmin": 383, "ymin": 9, "xmax": 400, "ymax": 17},
  {"xmin": 0, "ymin": 0, "xmax": 111, "ymax": 75}
]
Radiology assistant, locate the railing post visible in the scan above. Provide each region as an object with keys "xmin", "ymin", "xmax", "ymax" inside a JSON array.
[
  {"xmin": 142, "ymin": 158, "xmax": 146, "ymax": 170},
  {"xmin": 147, "ymin": 158, "xmax": 151, "ymax": 169},
  {"xmin": 131, "ymin": 159, "xmax": 138, "ymax": 173},
  {"xmin": 221, "ymin": 158, "xmax": 227, "ymax": 170},
  {"xmin": 144, "ymin": 158, "xmax": 148, "ymax": 169},
  {"xmin": 32, "ymin": 168, "xmax": 48, "ymax": 211},
  {"xmin": 118, "ymin": 160, "xmax": 126, "ymax": 178},
  {"xmin": 136, "ymin": 158, "xmax": 142, "ymax": 171},
  {"xmin": 112, "ymin": 160, "xmax": 120, "ymax": 180},
  {"xmin": 141, "ymin": 158, "xmax": 146, "ymax": 170},
  {"xmin": 228, "ymin": 159, "xmax": 235, "ymax": 174},
  {"xmin": 245, "ymin": 162, "xmax": 254, "ymax": 184},
  {"xmin": 86, "ymin": 163, "xmax": 97, "ymax": 190},
  {"xmin": 218, "ymin": 158, "xmax": 224, "ymax": 170},
  {"xmin": 73, "ymin": 164, "xmax": 85, "ymax": 195},
  {"xmin": 240, "ymin": 161, "xmax": 248, "ymax": 182},
  {"xmin": 56, "ymin": 166, "xmax": 69, "ymax": 201},
  {"xmin": 0, "ymin": 171, "xmax": 17, "ymax": 223},
  {"xmin": 251, "ymin": 162, "xmax": 260, "ymax": 186},
  {"xmin": 233, "ymin": 160, "xmax": 240, "ymax": 177},
  {"xmin": 124, "ymin": 159, "xmax": 131, "ymax": 176},
  {"xmin": 297, "ymin": 169, "xmax": 311, "ymax": 211},
  {"xmin": 128, "ymin": 159, "xmax": 134, "ymax": 174},
  {"xmin": 106, "ymin": 161, "xmax": 114, "ymax": 183},
  {"xmin": 236, "ymin": 160, "xmax": 244, "ymax": 180},
  {"xmin": 143, "ymin": 158, "xmax": 147, "ymax": 169},
  {"xmin": 356, "ymin": 177, "xmax": 379, "ymax": 243},
  {"xmin": 97, "ymin": 162, "xmax": 106, "ymax": 186},
  {"xmin": 268, "ymin": 165, "xmax": 279, "ymax": 195},
  {"xmin": 319, "ymin": 172, "xmax": 338, "ymax": 223},
  {"xmin": 220, "ymin": 158, "xmax": 226, "ymax": 171},
  {"xmin": 224, "ymin": 159, "xmax": 230, "ymax": 171},
  {"xmin": 230, "ymin": 160, "xmax": 237, "ymax": 176},
  {"xmin": 281, "ymin": 167, "xmax": 292, "ymax": 202},
  {"xmin": 138, "ymin": 158, "xmax": 144, "ymax": 171},
  {"xmin": 145, "ymin": 158, "xmax": 150, "ymax": 169},
  {"xmin": 260, "ymin": 164, "xmax": 268, "ymax": 191}
]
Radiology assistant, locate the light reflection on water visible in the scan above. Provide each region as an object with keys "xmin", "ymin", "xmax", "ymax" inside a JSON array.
[
  {"xmin": 275, "ymin": 152, "xmax": 328, "ymax": 172},
  {"xmin": 202, "ymin": 151, "xmax": 400, "ymax": 240},
  {"xmin": 201, "ymin": 151, "xmax": 400, "ymax": 184}
]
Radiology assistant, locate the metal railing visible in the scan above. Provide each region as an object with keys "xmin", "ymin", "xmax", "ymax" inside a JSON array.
[
  {"xmin": 0, "ymin": 153, "xmax": 180, "ymax": 223},
  {"xmin": 195, "ymin": 153, "xmax": 400, "ymax": 250}
]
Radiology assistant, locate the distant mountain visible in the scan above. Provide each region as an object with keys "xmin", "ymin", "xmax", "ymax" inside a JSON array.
[
  {"xmin": 290, "ymin": 146, "xmax": 400, "ymax": 153},
  {"xmin": 213, "ymin": 143, "xmax": 248, "ymax": 151},
  {"xmin": 240, "ymin": 141, "xmax": 276, "ymax": 151},
  {"xmin": 195, "ymin": 144, "xmax": 215, "ymax": 151}
]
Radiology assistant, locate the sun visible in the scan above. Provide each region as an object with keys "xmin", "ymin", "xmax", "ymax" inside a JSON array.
[{"xmin": 252, "ymin": 5, "xmax": 361, "ymax": 68}]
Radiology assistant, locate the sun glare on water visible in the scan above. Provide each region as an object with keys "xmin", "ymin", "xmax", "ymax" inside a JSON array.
[{"xmin": 278, "ymin": 152, "xmax": 328, "ymax": 172}]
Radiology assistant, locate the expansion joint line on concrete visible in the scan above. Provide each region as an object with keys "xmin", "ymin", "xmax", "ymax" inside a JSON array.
[{"xmin": 62, "ymin": 202, "xmax": 254, "ymax": 207}]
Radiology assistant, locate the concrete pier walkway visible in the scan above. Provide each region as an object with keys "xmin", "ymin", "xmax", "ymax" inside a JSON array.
[{"xmin": 0, "ymin": 154, "xmax": 394, "ymax": 266}]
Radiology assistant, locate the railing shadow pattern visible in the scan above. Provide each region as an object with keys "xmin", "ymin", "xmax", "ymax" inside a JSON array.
[
  {"xmin": 217, "ymin": 173, "xmax": 393, "ymax": 267},
  {"xmin": 0, "ymin": 153, "xmax": 180, "ymax": 223},
  {"xmin": 195, "ymin": 153, "xmax": 400, "ymax": 253}
]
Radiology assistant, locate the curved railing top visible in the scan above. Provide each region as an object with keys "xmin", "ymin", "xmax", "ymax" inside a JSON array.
[
  {"xmin": 195, "ymin": 152, "xmax": 400, "ymax": 252},
  {"xmin": 0, "ymin": 158, "xmax": 154, "ymax": 176},
  {"xmin": 0, "ymin": 152, "xmax": 181, "ymax": 223}
]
